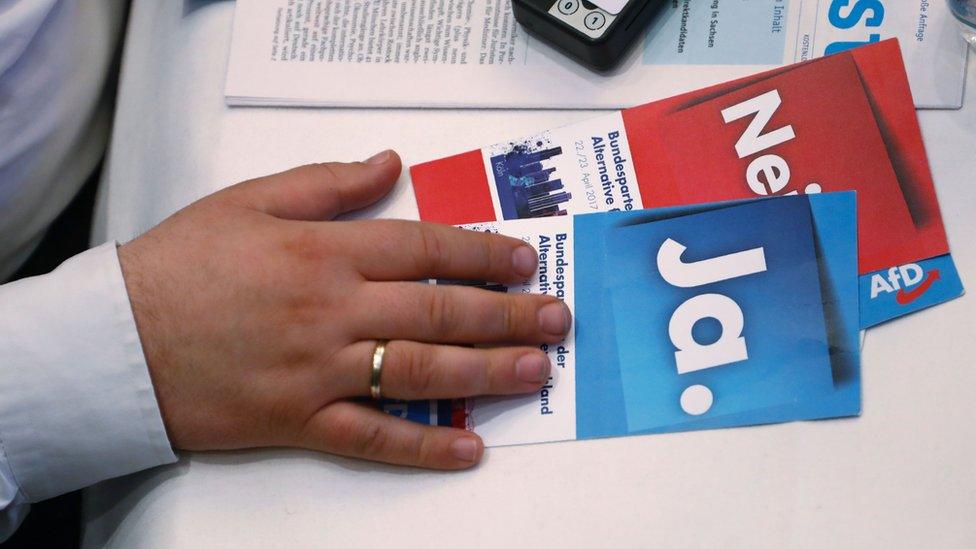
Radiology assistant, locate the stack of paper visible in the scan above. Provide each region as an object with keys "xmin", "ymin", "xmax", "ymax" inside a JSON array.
[
  {"xmin": 404, "ymin": 39, "xmax": 965, "ymax": 446},
  {"xmin": 225, "ymin": 0, "xmax": 969, "ymax": 109}
]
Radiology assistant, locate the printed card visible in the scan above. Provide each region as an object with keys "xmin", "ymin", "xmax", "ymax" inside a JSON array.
[
  {"xmin": 410, "ymin": 194, "xmax": 861, "ymax": 446},
  {"xmin": 655, "ymin": 53, "xmax": 916, "ymax": 250},
  {"xmin": 603, "ymin": 199, "xmax": 833, "ymax": 433}
]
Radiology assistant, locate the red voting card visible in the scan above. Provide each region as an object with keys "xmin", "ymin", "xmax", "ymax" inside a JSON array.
[
  {"xmin": 621, "ymin": 40, "xmax": 948, "ymax": 274},
  {"xmin": 648, "ymin": 52, "xmax": 917, "ymax": 269},
  {"xmin": 410, "ymin": 40, "xmax": 950, "ymax": 275}
]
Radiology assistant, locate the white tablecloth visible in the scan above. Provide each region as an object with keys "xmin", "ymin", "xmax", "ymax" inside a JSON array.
[{"xmin": 84, "ymin": 1, "xmax": 976, "ymax": 546}]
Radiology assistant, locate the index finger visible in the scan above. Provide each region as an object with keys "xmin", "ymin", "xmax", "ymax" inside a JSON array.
[{"xmin": 337, "ymin": 220, "xmax": 538, "ymax": 284}]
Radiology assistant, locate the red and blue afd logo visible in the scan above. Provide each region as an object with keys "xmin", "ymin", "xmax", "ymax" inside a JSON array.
[
  {"xmin": 861, "ymin": 257, "xmax": 963, "ymax": 328},
  {"xmin": 869, "ymin": 264, "xmax": 941, "ymax": 306}
]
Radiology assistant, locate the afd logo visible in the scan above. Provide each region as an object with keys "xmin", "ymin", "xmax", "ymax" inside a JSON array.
[{"xmin": 869, "ymin": 263, "xmax": 941, "ymax": 305}]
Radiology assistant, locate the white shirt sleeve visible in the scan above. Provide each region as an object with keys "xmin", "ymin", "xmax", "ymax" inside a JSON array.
[{"xmin": 0, "ymin": 243, "xmax": 177, "ymax": 542}]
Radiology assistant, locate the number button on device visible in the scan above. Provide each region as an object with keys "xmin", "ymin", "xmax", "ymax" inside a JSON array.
[
  {"xmin": 584, "ymin": 11, "xmax": 607, "ymax": 30},
  {"xmin": 558, "ymin": 0, "xmax": 580, "ymax": 15}
]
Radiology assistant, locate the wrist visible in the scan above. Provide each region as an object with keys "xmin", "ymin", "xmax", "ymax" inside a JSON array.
[{"xmin": 117, "ymin": 239, "xmax": 175, "ymax": 444}]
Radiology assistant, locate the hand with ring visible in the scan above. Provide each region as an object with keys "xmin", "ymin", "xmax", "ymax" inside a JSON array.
[{"xmin": 118, "ymin": 150, "xmax": 571, "ymax": 470}]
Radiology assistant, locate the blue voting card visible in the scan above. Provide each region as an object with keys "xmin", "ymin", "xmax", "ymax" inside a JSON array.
[
  {"xmin": 411, "ymin": 193, "xmax": 860, "ymax": 446},
  {"xmin": 573, "ymin": 193, "xmax": 860, "ymax": 439},
  {"xmin": 606, "ymin": 198, "xmax": 833, "ymax": 433}
]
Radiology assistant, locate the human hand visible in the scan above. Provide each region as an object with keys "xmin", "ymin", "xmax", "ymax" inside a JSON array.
[{"xmin": 118, "ymin": 150, "xmax": 571, "ymax": 470}]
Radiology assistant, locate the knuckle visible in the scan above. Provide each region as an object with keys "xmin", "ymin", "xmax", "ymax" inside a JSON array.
[
  {"xmin": 425, "ymin": 289, "xmax": 458, "ymax": 338},
  {"xmin": 475, "ymin": 235, "xmax": 496, "ymax": 277},
  {"xmin": 403, "ymin": 346, "xmax": 436, "ymax": 395},
  {"xmin": 310, "ymin": 162, "xmax": 343, "ymax": 186},
  {"xmin": 278, "ymin": 281, "xmax": 326, "ymax": 325},
  {"xmin": 412, "ymin": 429, "xmax": 435, "ymax": 466},
  {"xmin": 281, "ymin": 225, "xmax": 329, "ymax": 265},
  {"xmin": 415, "ymin": 224, "xmax": 446, "ymax": 273},
  {"xmin": 353, "ymin": 420, "xmax": 389, "ymax": 458},
  {"xmin": 317, "ymin": 163, "xmax": 345, "ymax": 212},
  {"xmin": 499, "ymin": 297, "xmax": 525, "ymax": 338}
]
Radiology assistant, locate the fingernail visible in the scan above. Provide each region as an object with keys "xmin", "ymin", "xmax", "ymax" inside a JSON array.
[
  {"xmin": 450, "ymin": 437, "xmax": 480, "ymax": 462},
  {"xmin": 365, "ymin": 150, "xmax": 392, "ymax": 165},
  {"xmin": 516, "ymin": 353, "xmax": 551, "ymax": 384},
  {"xmin": 538, "ymin": 302, "xmax": 571, "ymax": 336},
  {"xmin": 511, "ymin": 245, "xmax": 538, "ymax": 278}
]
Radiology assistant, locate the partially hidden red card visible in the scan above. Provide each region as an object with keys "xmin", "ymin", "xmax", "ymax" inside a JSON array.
[
  {"xmin": 411, "ymin": 39, "xmax": 950, "ymax": 275},
  {"xmin": 651, "ymin": 52, "xmax": 916, "ymax": 270}
]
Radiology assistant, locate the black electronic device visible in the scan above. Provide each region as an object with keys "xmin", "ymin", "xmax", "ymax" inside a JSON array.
[{"xmin": 512, "ymin": 0, "xmax": 665, "ymax": 71}]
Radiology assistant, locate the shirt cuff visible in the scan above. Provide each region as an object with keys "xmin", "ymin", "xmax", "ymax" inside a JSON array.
[
  {"xmin": 0, "ymin": 243, "xmax": 177, "ymax": 502},
  {"xmin": 0, "ymin": 441, "xmax": 29, "ymax": 542}
]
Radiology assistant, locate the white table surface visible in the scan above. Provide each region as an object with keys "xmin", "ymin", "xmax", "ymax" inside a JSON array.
[{"xmin": 84, "ymin": 1, "xmax": 976, "ymax": 547}]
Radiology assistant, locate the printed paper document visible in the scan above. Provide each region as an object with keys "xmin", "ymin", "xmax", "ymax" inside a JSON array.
[{"xmin": 226, "ymin": 0, "xmax": 969, "ymax": 109}]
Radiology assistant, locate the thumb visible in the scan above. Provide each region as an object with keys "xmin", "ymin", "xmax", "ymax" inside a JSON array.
[{"xmin": 224, "ymin": 150, "xmax": 402, "ymax": 221}]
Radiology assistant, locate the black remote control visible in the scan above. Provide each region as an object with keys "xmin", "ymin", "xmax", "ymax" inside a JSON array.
[{"xmin": 512, "ymin": 0, "xmax": 666, "ymax": 71}]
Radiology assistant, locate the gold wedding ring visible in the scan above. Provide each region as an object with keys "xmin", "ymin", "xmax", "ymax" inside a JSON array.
[{"xmin": 370, "ymin": 340, "xmax": 388, "ymax": 400}]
